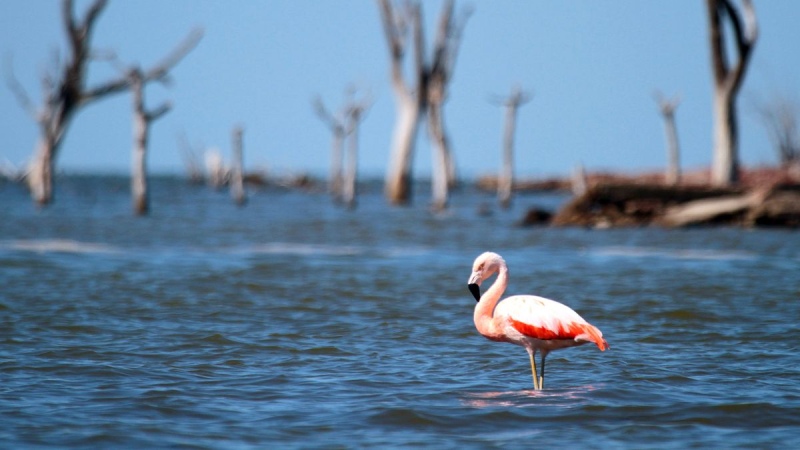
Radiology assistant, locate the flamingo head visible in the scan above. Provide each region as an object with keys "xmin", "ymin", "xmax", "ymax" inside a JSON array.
[{"xmin": 467, "ymin": 251, "xmax": 505, "ymax": 302}]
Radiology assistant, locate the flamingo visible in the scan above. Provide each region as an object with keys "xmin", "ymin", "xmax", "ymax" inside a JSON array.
[{"xmin": 467, "ymin": 252, "xmax": 609, "ymax": 390}]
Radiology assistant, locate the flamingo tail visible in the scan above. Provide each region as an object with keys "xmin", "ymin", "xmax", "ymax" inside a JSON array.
[{"xmin": 576, "ymin": 323, "xmax": 609, "ymax": 351}]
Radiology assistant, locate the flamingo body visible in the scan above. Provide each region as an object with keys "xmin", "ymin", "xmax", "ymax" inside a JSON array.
[
  {"xmin": 467, "ymin": 252, "xmax": 608, "ymax": 389},
  {"xmin": 497, "ymin": 295, "xmax": 608, "ymax": 350}
]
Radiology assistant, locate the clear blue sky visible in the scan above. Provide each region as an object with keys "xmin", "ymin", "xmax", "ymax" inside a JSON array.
[{"xmin": 2, "ymin": 1, "xmax": 799, "ymax": 180}]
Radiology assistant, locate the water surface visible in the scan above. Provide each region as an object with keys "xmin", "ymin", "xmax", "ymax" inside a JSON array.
[{"xmin": 1, "ymin": 176, "xmax": 799, "ymax": 448}]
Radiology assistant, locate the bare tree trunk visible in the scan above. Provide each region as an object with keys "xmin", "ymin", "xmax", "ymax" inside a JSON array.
[
  {"xmin": 379, "ymin": 0, "xmax": 418, "ymax": 205},
  {"xmin": 498, "ymin": 105, "xmax": 515, "ymax": 209},
  {"xmin": 342, "ymin": 92, "xmax": 372, "ymax": 210},
  {"xmin": 706, "ymin": 0, "xmax": 757, "ymax": 186},
  {"xmin": 494, "ymin": 86, "xmax": 530, "ymax": 208},
  {"xmin": 664, "ymin": 113, "xmax": 681, "ymax": 185},
  {"xmin": 330, "ymin": 132, "xmax": 345, "ymax": 201},
  {"xmin": 343, "ymin": 110, "xmax": 360, "ymax": 209},
  {"xmin": 131, "ymin": 130, "xmax": 148, "ymax": 214},
  {"xmin": 27, "ymin": 138, "xmax": 56, "ymax": 206},
  {"xmin": 230, "ymin": 126, "xmax": 246, "ymax": 206},
  {"xmin": 129, "ymin": 68, "xmax": 170, "ymax": 216},
  {"xmin": 427, "ymin": 102, "xmax": 450, "ymax": 211},
  {"xmin": 4, "ymin": 0, "xmax": 202, "ymax": 206},
  {"xmin": 444, "ymin": 144, "xmax": 458, "ymax": 188},
  {"xmin": 131, "ymin": 73, "xmax": 149, "ymax": 216},
  {"xmin": 712, "ymin": 82, "xmax": 741, "ymax": 185},
  {"xmin": 427, "ymin": 0, "xmax": 466, "ymax": 195},
  {"xmin": 655, "ymin": 92, "xmax": 682, "ymax": 185},
  {"xmin": 385, "ymin": 93, "xmax": 422, "ymax": 204}
]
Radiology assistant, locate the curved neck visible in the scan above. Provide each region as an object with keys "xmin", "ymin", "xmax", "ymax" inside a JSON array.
[{"xmin": 473, "ymin": 265, "xmax": 508, "ymax": 340}]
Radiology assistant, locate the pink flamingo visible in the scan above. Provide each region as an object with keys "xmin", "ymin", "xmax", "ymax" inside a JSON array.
[{"xmin": 467, "ymin": 252, "xmax": 609, "ymax": 390}]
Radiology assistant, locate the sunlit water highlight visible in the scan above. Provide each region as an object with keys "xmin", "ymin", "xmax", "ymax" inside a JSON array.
[{"xmin": 1, "ymin": 176, "xmax": 799, "ymax": 448}]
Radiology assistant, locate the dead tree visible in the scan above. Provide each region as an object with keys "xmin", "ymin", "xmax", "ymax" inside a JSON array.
[
  {"xmin": 491, "ymin": 85, "xmax": 531, "ymax": 208},
  {"xmin": 377, "ymin": 0, "xmax": 470, "ymax": 208},
  {"xmin": 230, "ymin": 125, "xmax": 246, "ymax": 206},
  {"xmin": 425, "ymin": 0, "xmax": 469, "ymax": 211},
  {"xmin": 341, "ymin": 94, "xmax": 372, "ymax": 209},
  {"xmin": 4, "ymin": 0, "xmax": 202, "ymax": 206},
  {"xmin": 342, "ymin": 107, "xmax": 361, "ymax": 210},
  {"xmin": 706, "ymin": 0, "xmax": 758, "ymax": 186},
  {"xmin": 129, "ymin": 67, "xmax": 170, "ymax": 216},
  {"xmin": 654, "ymin": 91, "xmax": 682, "ymax": 185},
  {"xmin": 314, "ymin": 88, "xmax": 372, "ymax": 208},
  {"xmin": 313, "ymin": 96, "xmax": 347, "ymax": 202}
]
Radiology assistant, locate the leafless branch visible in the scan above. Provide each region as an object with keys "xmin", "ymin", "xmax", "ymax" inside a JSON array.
[
  {"xmin": 411, "ymin": 3, "xmax": 425, "ymax": 87},
  {"xmin": 142, "ymin": 27, "xmax": 203, "ymax": 81},
  {"xmin": 489, "ymin": 85, "xmax": 532, "ymax": 107},
  {"xmin": 146, "ymin": 101, "xmax": 171, "ymax": 122},
  {"xmin": 81, "ymin": 27, "xmax": 202, "ymax": 103},
  {"xmin": 707, "ymin": 0, "xmax": 757, "ymax": 88},
  {"xmin": 312, "ymin": 95, "xmax": 345, "ymax": 133},
  {"xmin": 345, "ymin": 90, "xmax": 374, "ymax": 132},
  {"xmin": 431, "ymin": 0, "xmax": 454, "ymax": 78},
  {"xmin": 377, "ymin": 0, "xmax": 406, "ymax": 60},
  {"xmin": 653, "ymin": 90, "xmax": 681, "ymax": 116},
  {"xmin": 432, "ymin": 0, "xmax": 471, "ymax": 83},
  {"xmin": 62, "ymin": 0, "xmax": 108, "ymax": 65}
]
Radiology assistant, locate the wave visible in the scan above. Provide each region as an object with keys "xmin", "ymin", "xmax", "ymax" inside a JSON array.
[
  {"xmin": 0, "ymin": 239, "xmax": 120, "ymax": 254},
  {"xmin": 240, "ymin": 242, "xmax": 365, "ymax": 256},
  {"xmin": 230, "ymin": 242, "xmax": 432, "ymax": 258},
  {"xmin": 589, "ymin": 246, "xmax": 756, "ymax": 261},
  {"xmin": 1, "ymin": 238, "xmax": 433, "ymax": 260}
]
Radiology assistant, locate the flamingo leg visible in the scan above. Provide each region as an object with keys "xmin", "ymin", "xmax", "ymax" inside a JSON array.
[
  {"xmin": 528, "ymin": 349, "xmax": 540, "ymax": 390},
  {"xmin": 539, "ymin": 354, "xmax": 546, "ymax": 390}
]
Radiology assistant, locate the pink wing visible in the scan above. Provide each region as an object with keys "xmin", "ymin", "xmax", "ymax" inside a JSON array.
[{"xmin": 495, "ymin": 295, "xmax": 609, "ymax": 350}]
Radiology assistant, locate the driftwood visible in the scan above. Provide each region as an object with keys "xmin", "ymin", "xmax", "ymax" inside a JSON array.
[
  {"xmin": 745, "ymin": 185, "xmax": 800, "ymax": 227},
  {"xmin": 658, "ymin": 191, "xmax": 761, "ymax": 227}
]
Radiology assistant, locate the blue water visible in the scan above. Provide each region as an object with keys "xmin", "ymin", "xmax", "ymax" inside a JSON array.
[{"xmin": 1, "ymin": 176, "xmax": 799, "ymax": 448}]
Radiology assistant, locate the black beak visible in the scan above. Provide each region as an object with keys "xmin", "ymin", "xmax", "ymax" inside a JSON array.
[{"xmin": 468, "ymin": 283, "xmax": 481, "ymax": 302}]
